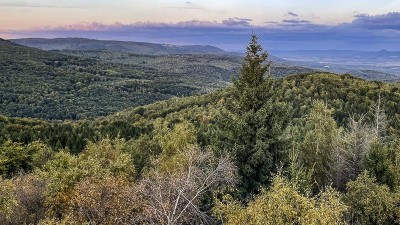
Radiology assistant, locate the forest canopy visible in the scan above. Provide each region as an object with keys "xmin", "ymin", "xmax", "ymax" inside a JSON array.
[{"xmin": 1, "ymin": 35, "xmax": 400, "ymax": 224}]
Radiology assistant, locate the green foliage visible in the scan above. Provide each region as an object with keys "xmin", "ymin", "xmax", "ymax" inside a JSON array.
[
  {"xmin": 155, "ymin": 120, "xmax": 197, "ymax": 156},
  {"xmin": 286, "ymin": 129, "xmax": 314, "ymax": 195},
  {"xmin": 216, "ymin": 35, "xmax": 291, "ymax": 196},
  {"xmin": 0, "ymin": 115, "xmax": 150, "ymax": 154},
  {"xmin": 0, "ymin": 140, "xmax": 51, "ymax": 178},
  {"xmin": 0, "ymin": 141, "xmax": 31, "ymax": 177},
  {"xmin": 0, "ymin": 40, "xmax": 229, "ymax": 120},
  {"xmin": 1, "ymin": 72, "xmax": 399, "ymax": 155},
  {"xmin": 362, "ymin": 141, "xmax": 400, "ymax": 190},
  {"xmin": 344, "ymin": 171, "xmax": 400, "ymax": 225},
  {"xmin": 154, "ymin": 120, "xmax": 197, "ymax": 173},
  {"xmin": 233, "ymin": 34, "xmax": 271, "ymax": 111},
  {"xmin": 0, "ymin": 178, "xmax": 17, "ymax": 220},
  {"xmin": 80, "ymin": 139, "xmax": 136, "ymax": 179},
  {"xmin": 0, "ymin": 174, "xmax": 46, "ymax": 225},
  {"xmin": 214, "ymin": 175, "xmax": 347, "ymax": 225},
  {"xmin": 278, "ymin": 73, "xmax": 400, "ymax": 137},
  {"xmin": 123, "ymin": 134, "xmax": 161, "ymax": 177},
  {"xmin": 29, "ymin": 141, "xmax": 54, "ymax": 169},
  {"xmin": 298, "ymin": 101, "xmax": 340, "ymax": 191},
  {"xmin": 38, "ymin": 138, "xmax": 135, "ymax": 217},
  {"xmin": 1, "ymin": 37, "xmax": 400, "ymax": 224}
]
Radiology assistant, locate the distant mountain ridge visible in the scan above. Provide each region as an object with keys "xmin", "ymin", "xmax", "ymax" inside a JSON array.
[
  {"xmin": 272, "ymin": 49, "xmax": 400, "ymax": 56},
  {"xmin": 11, "ymin": 38, "xmax": 228, "ymax": 55},
  {"xmin": 7, "ymin": 37, "xmax": 400, "ymax": 82}
]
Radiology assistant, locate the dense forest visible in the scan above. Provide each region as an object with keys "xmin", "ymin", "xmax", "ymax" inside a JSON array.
[
  {"xmin": 1, "ymin": 35, "xmax": 400, "ymax": 224},
  {"xmin": 0, "ymin": 39, "xmax": 227, "ymax": 120},
  {"xmin": 0, "ymin": 38, "xmax": 318, "ymax": 120}
]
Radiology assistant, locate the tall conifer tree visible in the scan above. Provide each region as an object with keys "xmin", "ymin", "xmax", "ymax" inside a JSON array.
[{"xmin": 215, "ymin": 34, "xmax": 290, "ymax": 197}]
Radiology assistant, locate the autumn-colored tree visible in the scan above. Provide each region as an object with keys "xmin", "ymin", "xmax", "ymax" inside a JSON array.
[
  {"xmin": 213, "ymin": 175, "xmax": 347, "ymax": 225},
  {"xmin": 38, "ymin": 138, "xmax": 135, "ymax": 218},
  {"xmin": 0, "ymin": 178, "xmax": 16, "ymax": 221},
  {"xmin": 67, "ymin": 176, "xmax": 143, "ymax": 224},
  {"xmin": 0, "ymin": 174, "xmax": 46, "ymax": 225}
]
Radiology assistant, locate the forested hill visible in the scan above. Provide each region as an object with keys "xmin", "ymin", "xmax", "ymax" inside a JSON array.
[
  {"xmin": 1, "ymin": 72, "xmax": 399, "ymax": 154},
  {"xmin": 2, "ymin": 33, "xmax": 400, "ymax": 225},
  {"xmin": 0, "ymin": 39, "xmax": 318, "ymax": 120},
  {"xmin": 12, "ymin": 38, "xmax": 228, "ymax": 55},
  {"xmin": 1, "ymin": 70, "xmax": 400, "ymax": 224},
  {"xmin": 0, "ymin": 38, "xmax": 236, "ymax": 120},
  {"xmin": 12, "ymin": 38, "xmax": 400, "ymax": 82},
  {"xmin": 1, "ymin": 38, "xmax": 398, "ymax": 122}
]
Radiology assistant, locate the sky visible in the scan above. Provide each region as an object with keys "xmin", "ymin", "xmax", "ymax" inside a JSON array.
[{"xmin": 0, "ymin": 0, "xmax": 400, "ymax": 51}]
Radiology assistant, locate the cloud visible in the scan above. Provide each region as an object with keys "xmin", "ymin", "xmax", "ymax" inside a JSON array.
[
  {"xmin": 265, "ymin": 21, "xmax": 279, "ymax": 24},
  {"xmin": 282, "ymin": 19, "xmax": 311, "ymax": 24},
  {"xmin": 347, "ymin": 12, "xmax": 400, "ymax": 30},
  {"xmin": 4, "ymin": 13, "xmax": 400, "ymax": 51},
  {"xmin": 287, "ymin": 11, "xmax": 299, "ymax": 17},
  {"xmin": 222, "ymin": 17, "xmax": 252, "ymax": 26}
]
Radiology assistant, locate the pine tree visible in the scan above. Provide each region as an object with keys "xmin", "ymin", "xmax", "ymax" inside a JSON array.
[
  {"xmin": 233, "ymin": 34, "xmax": 272, "ymax": 111},
  {"xmin": 215, "ymin": 34, "xmax": 291, "ymax": 197}
]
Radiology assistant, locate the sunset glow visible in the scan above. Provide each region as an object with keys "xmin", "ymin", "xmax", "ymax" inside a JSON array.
[{"xmin": 1, "ymin": 0, "xmax": 400, "ymax": 50}]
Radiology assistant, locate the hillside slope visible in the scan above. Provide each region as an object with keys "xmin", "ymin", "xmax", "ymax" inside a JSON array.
[
  {"xmin": 0, "ymin": 39, "xmax": 238, "ymax": 120},
  {"xmin": 0, "ymin": 39, "xmax": 320, "ymax": 120},
  {"xmin": 13, "ymin": 38, "xmax": 399, "ymax": 82},
  {"xmin": 1, "ymin": 73, "xmax": 399, "ymax": 154}
]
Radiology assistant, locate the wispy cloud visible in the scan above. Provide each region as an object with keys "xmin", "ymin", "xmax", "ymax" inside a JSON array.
[
  {"xmin": 287, "ymin": 11, "xmax": 299, "ymax": 17},
  {"xmin": 222, "ymin": 17, "xmax": 252, "ymax": 26},
  {"xmin": 282, "ymin": 19, "xmax": 311, "ymax": 24}
]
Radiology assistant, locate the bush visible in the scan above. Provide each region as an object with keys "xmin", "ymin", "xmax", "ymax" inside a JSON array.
[{"xmin": 214, "ymin": 175, "xmax": 347, "ymax": 225}]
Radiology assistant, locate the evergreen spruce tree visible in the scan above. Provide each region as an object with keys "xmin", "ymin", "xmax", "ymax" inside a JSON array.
[
  {"xmin": 215, "ymin": 34, "xmax": 291, "ymax": 197},
  {"xmin": 233, "ymin": 34, "xmax": 272, "ymax": 111}
]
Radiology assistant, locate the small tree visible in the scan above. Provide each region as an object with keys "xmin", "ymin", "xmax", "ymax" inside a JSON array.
[
  {"xmin": 67, "ymin": 176, "xmax": 142, "ymax": 224},
  {"xmin": 0, "ymin": 174, "xmax": 46, "ymax": 225},
  {"xmin": 214, "ymin": 175, "xmax": 347, "ymax": 225},
  {"xmin": 298, "ymin": 101, "xmax": 340, "ymax": 191},
  {"xmin": 138, "ymin": 145, "xmax": 236, "ymax": 225},
  {"xmin": 344, "ymin": 171, "xmax": 399, "ymax": 225},
  {"xmin": 334, "ymin": 116, "xmax": 374, "ymax": 190},
  {"xmin": 372, "ymin": 92, "xmax": 388, "ymax": 142},
  {"xmin": 0, "ymin": 178, "xmax": 17, "ymax": 221}
]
